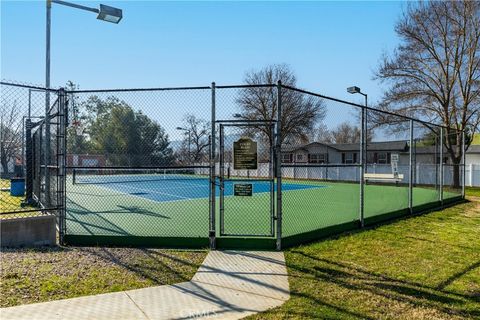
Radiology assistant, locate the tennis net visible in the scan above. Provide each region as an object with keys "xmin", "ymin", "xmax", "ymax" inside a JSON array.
[{"xmin": 72, "ymin": 167, "xmax": 210, "ymax": 185}]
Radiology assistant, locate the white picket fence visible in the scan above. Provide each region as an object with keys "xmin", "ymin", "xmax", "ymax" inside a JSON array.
[
  {"xmin": 465, "ymin": 164, "xmax": 480, "ymax": 187},
  {"xmin": 196, "ymin": 162, "xmax": 480, "ymax": 187}
]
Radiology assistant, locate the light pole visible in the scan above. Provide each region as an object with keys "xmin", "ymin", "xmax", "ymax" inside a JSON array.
[
  {"xmin": 177, "ymin": 127, "xmax": 192, "ymax": 162},
  {"xmin": 44, "ymin": 0, "xmax": 122, "ymax": 205},
  {"xmin": 347, "ymin": 86, "xmax": 367, "ymax": 227}
]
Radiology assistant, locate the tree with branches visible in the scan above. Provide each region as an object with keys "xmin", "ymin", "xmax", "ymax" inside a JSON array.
[
  {"xmin": 375, "ymin": 1, "xmax": 480, "ymax": 187},
  {"xmin": 0, "ymin": 101, "xmax": 22, "ymax": 175},
  {"xmin": 235, "ymin": 64, "xmax": 326, "ymax": 146},
  {"xmin": 312, "ymin": 122, "xmax": 374, "ymax": 144},
  {"xmin": 177, "ymin": 114, "xmax": 210, "ymax": 163}
]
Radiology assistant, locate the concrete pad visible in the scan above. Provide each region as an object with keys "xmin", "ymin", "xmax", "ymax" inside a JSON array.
[
  {"xmin": 0, "ymin": 291, "xmax": 148, "ymax": 320},
  {"xmin": 1, "ymin": 250, "xmax": 289, "ymax": 320},
  {"xmin": 192, "ymin": 251, "xmax": 290, "ymax": 301}
]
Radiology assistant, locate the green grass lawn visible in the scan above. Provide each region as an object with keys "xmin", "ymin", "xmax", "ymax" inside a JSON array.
[
  {"xmin": 249, "ymin": 194, "xmax": 480, "ymax": 319},
  {"xmin": 466, "ymin": 186, "xmax": 480, "ymax": 197},
  {"xmin": 0, "ymin": 179, "xmax": 42, "ymax": 219},
  {"xmin": 0, "ymin": 179, "xmax": 21, "ymax": 211},
  {"xmin": 0, "ymin": 247, "xmax": 207, "ymax": 308}
]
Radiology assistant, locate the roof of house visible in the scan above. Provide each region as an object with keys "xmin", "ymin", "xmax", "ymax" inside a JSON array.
[
  {"xmin": 282, "ymin": 140, "xmax": 409, "ymax": 153},
  {"xmin": 330, "ymin": 141, "xmax": 408, "ymax": 152},
  {"xmin": 282, "ymin": 142, "xmax": 334, "ymax": 153},
  {"xmin": 282, "ymin": 140, "xmax": 480, "ymax": 154}
]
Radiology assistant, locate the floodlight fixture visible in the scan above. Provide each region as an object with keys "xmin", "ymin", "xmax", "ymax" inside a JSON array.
[
  {"xmin": 97, "ymin": 4, "xmax": 123, "ymax": 24},
  {"xmin": 347, "ymin": 86, "xmax": 361, "ymax": 94}
]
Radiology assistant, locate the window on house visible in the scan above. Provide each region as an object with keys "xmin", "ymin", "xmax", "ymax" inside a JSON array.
[
  {"xmin": 296, "ymin": 154, "xmax": 304, "ymax": 162},
  {"xmin": 367, "ymin": 152, "xmax": 375, "ymax": 164},
  {"xmin": 282, "ymin": 153, "xmax": 292, "ymax": 163},
  {"xmin": 377, "ymin": 152, "xmax": 390, "ymax": 164},
  {"xmin": 343, "ymin": 152, "xmax": 355, "ymax": 164},
  {"xmin": 309, "ymin": 153, "xmax": 327, "ymax": 163}
]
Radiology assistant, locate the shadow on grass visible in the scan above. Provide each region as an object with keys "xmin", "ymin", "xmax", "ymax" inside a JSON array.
[
  {"xmin": 84, "ymin": 247, "xmax": 204, "ymax": 285},
  {"xmin": 436, "ymin": 260, "xmax": 480, "ymax": 291},
  {"xmin": 284, "ymin": 250, "xmax": 479, "ymax": 319}
]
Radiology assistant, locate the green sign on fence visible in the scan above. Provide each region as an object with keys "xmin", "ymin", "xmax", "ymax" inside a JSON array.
[
  {"xmin": 233, "ymin": 137, "xmax": 258, "ymax": 170},
  {"xmin": 234, "ymin": 183, "xmax": 253, "ymax": 196}
]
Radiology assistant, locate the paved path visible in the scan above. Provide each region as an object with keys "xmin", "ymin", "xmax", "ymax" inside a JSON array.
[{"xmin": 1, "ymin": 251, "xmax": 289, "ymax": 320}]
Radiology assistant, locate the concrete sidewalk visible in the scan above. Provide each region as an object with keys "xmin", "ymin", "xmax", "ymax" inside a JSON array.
[{"xmin": 1, "ymin": 251, "xmax": 289, "ymax": 320}]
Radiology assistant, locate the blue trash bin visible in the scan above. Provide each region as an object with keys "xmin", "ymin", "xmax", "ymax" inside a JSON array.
[{"xmin": 10, "ymin": 178, "xmax": 25, "ymax": 197}]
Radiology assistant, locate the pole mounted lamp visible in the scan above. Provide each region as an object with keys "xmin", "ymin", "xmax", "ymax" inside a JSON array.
[
  {"xmin": 43, "ymin": 0, "xmax": 123, "ymax": 206},
  {"xmin": 49, "ymin": 1, "xmax": 123, "ymax": 23}
]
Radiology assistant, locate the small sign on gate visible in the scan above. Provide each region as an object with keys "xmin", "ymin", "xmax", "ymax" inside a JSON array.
[
  {"xmin": 233, "ymin": 137, "xmax": 258, "ymax": 170},
  {"xmin": 234, "ymin": 183, "xmax": 253, "ymax": 196}
]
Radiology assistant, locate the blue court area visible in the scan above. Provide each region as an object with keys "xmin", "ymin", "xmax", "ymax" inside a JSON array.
[{"xmin": 77, "ymin": 178, "xmax": 323, "ymax": 203}]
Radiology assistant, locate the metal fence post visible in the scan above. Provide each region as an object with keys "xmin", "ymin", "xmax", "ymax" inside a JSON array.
[
  {"xmin": 413, "ymin": 139, "xmax": 417, "ymax": 186},
  {"xmin": 24, "ymin": 119, "xmax": 33, "ymax": 203},
  {"xmin": 57, "ymin": 88, "xmax": 67, "ymax": 245},
  {"xmin": 209, "ymin": 82, "xmax": 216, "ymax": 249},
  {"xmin": 276, "ymin": 81, "xmax": 283, "ymax": 251},
  {"xmin": 219, "ymin": 125, "xmax": 225, "ymax": 236},
  {"xmin": 439, "ymin": 127, "xmax": 444, "ymax": 204},
  {"xmin": 45, "ymin": 0, "xmax": 52, "ymax": 207},
  {"xmin": 462, "ymin": 130, "xmax": 466, "ymax": 198},
  {"xmin": 359, "ymin": 102, "xmax": 366, "ymax": 227},
  {"xmin": 409, "ymin": 120, "xmax": 413, "ymax": 213}
]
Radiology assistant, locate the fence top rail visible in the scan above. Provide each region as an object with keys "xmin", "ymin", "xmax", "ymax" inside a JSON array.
[
  {"xmin": 215, "ymin": 84, "xmax": 276, "ymax": 89},
  {"xmin": 280, "ymin": 84, "xmax": 461, "ymax": 132},
  {"xmin": 69, "ymin": 84, "xmax": 276, "ymax": 93},
  {"xmin": 0, "ymin": 81, "xmax": 58, "ymax": 92},
  {"xmin": 66, "ymin": 85, "xmax": 211, "ymax": 94}
]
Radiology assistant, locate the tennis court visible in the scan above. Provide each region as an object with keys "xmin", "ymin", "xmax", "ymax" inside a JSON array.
[
  {"xmin": 65, "ymin": 168, "xmax": 460, "ymax": 247},
  {"xmin": 1, "ymin": 81, "xmax": 465, "ymax": 249}
]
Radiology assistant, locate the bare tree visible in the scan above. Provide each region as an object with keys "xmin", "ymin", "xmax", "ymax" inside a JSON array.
[
  {"xmin": 313, "ymin": 122, "xmax": 373, "ymax": 144},
  {"xmin": 375, "ymin": 1, "xmax": 480, "ymax": 187},
  {"xmin": 311, "ymin": 123, "xmax": 333, "ymax": 143},
  {"xmin": 330, "ymin": 122, "xmax": 370, "ymax": 144},
  {"xmin": 178, "ymin": 114, "xmax": 210, "ymax": 163},
  {"xmin": 1, "ymin": 101, "xmax": 22, "ymax": 175},
  {"xmin": 236, "ymin": 64, "xmax": 326, "ymax": 146}
]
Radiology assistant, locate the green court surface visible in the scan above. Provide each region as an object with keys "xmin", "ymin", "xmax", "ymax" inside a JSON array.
[{"xmin": 64, "ymin": 177, "xmax": 462, "ymax": 248}]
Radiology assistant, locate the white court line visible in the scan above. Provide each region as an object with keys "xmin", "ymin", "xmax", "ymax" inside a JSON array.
[
  {"xmin": 113, "ymin": 184, "xmax": 193, "ymax": 200},
  {"xmin": 72, "ymin": 181, "xmax": 207, "ymax": 205}
]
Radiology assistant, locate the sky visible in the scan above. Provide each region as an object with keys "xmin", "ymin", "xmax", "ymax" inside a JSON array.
[
  {"xmin": 1, "ymin": 1, "xmax": 404, "ymax": 101},
  {"xmin": 1, "ymin": 1, "xmax": 406, "ymax": 140}
]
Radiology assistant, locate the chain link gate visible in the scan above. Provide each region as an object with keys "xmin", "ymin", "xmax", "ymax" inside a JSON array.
[
  {"xmin": 217, "ymin": 120, "xmax": 276, "ymax": 237},
  {"xmin": 24, "ymin": 88, "xmax": 67, "ymax": 243}
]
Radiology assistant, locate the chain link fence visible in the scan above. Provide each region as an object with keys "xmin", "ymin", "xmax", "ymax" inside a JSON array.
[
  {"xmin": 0, "ymin": 80, "xmax": 467, "ymax": 249},
  {"xmin": 1, "ymin": 82, "xmax": 63, "ymax": 221}
]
